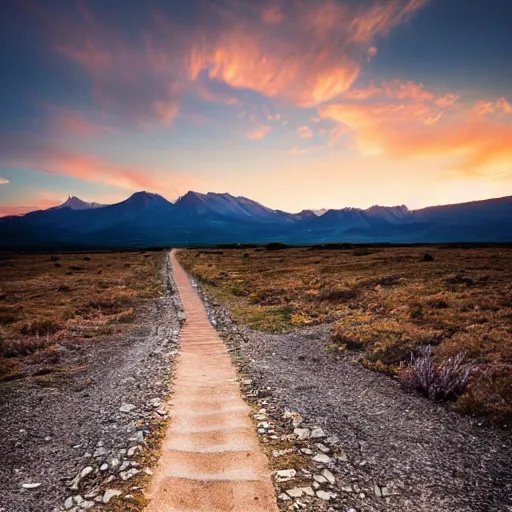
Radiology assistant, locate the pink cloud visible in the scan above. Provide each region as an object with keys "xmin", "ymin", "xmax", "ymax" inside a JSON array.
[{"xmin": 247, "ymin": 125, "xmax": 272, "ymax": 140}]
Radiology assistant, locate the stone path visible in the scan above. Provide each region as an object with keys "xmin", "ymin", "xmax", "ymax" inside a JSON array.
[{"xmin": 146, "ymin": 251, "xmax": 278, "ymax": 512}]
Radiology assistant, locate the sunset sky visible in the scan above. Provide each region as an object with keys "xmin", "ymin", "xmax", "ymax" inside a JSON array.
[{"xmin": 1, "ymin": 0, "xmax": 512, "ymax": 216}]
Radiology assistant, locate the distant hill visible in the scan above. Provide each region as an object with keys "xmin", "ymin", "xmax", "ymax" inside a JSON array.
[{"xmin": 1, "ymin": 191, "xmax": 511, "ymax": 248}]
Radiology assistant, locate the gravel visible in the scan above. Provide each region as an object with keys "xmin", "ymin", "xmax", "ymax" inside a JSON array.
[
  {"xmin": 0, "ymin": 258, "xmax": 180, "ymax": 512},
  {"xmin": 203, "ymin": 293, "xmax": 512, "ymax": 512}
]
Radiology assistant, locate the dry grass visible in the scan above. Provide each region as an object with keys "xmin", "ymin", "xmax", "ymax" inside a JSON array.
[
  {"xmin": 178, "ymin": 246, "xmax": 512, "ymax": 424},
  {"xmin": 0, "ymin": 251, "xmax": 164, "ymax": 380}
]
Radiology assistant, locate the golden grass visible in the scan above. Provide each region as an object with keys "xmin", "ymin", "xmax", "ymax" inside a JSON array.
[
  {"xmin": 0, "ymin": 251, "xmax": 164, "ymax": 379},
  {"xmin": 178, "ymin": 246, "xmax": 512, "ymax": 424}
]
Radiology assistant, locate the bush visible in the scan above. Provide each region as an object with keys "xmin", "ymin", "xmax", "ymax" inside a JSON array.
[
  {"xmin": 422, "ymin": 253, "xmax": 434, "ymax": 262},
  {"xmin": 19, "ymin": 318, "xmax": 62, "ymax": 336},
  {"xmin": 318, "ymin": 287, "xmax": 360, "ymax": 302},
  {"xmin": 398, "ymin": 345, "xmax": 475, "ymax": 400},
  {"xmin": 265, "ymin": 242, "xmax": 288, "ymax": 251}
]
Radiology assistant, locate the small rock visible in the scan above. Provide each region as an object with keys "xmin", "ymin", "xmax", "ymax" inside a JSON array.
[
  {"xmin": 315, "ymin": 443, "xmax": 330, "ymax": 453},
  {"xmin": 334, "ymin": 447, "xmax": 348, "ymax": 462},
  {"xmin": 110, "ymin": 457, "xmax": 120, "ymax": 469},
  {"xmin": 374, "ymin": 484, "xmax": 382, "ymax": 497},
  {"xmin": 119, "ymin": 403, "xmax": 136, "ymax": 414},
  {"xmin": 127, "ymin": 445, "xmax": 140, "ymax": 457},
  {"xmin": 120, "ymin": 468, "xmax": 140, "ymax": 481},
  {"xmin": 275, "ymin": 469, "xmax": 296, "ymax": 481},
  {"xmin": 325, "ymin": 435, "xmax": 340, "ymax": 446},
  {"xmin": 311, "ymin": 427, "xmax": 326, "ymax": 439},
  {"xmin": 278, "ymin": 493, "xmax": 291, "ymax": 501},
  {"xmin": 81, "ymin": 501, "xmax": 95, "ymax": 509},
  {"xmin": 317, "ymin": 490, "xmax": 336, "ymax": 500},
  {"xmin": 21, "ymin": 483, "xmax": 41, "ymax": 489},
  {"xmin": 312, "ymin": 454, "xmax": 332, "ymax": 464},
  {"xmin": 73, "ymin": 495, "xmax": 84, "ymax": 505},
  {"xmin": 102, "ymin": 489, "xmax": 122, "ymax": 504},
  {"xmin": 64, "ymin": 497, "xmax": 74, "ymax": 509},
  {"xmin": 100, "ymin": 463, "xmax": 108, "ymax": 472},
  {"xmin": 322, "ymin": 469, "xmax": 336, "ymax": 485},
  {"xmin": 313, "ymin": 474, "xmax": 328, "ymax": 484},
  {"xmin": 80, "ymin": 467, "xmax": 94, "ymax": 479},
  {"xmin": 300, "ymin": 448, "xmax": 313, "ymax": 455},
  {"xmin": 93, "ymin": 447, "xmax": 107, "ymax": 458},
  {"xmin": 294, "ymin": 428, "xmax": 311, "ymax": 440}
]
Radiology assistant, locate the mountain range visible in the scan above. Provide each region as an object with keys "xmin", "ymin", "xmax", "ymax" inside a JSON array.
[{"xmin": 1, "ymin": 191, "xmax": 512, "ymax": 249}]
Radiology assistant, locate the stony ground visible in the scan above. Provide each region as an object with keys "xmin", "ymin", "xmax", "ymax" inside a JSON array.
[
  {"xmin": 0, "ymin": 261, "xmax": 180, "ymax": 512},
  {"xmin": 198, "ymin": 284, "xmax": 512, "ymax": 512}
]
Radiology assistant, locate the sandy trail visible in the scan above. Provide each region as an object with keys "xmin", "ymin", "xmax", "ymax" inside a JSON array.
[{"xmin": 145, "ymin": 250, "xmax": 277, "ymax": 512}]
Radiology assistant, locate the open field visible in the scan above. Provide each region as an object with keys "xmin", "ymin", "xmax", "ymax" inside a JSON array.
[
  {"xmin": 0, "ymin": 251, "xmax": 164, "ymax": 381},
  {"xmin": 178, "ymin": 246, "xmax": 512, "ymax": 424}
]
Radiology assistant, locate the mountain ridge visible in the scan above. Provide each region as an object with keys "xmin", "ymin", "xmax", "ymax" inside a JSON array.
[{"xmin": 1, "ymin": 191, "xmax": 511, "ymax": 248}]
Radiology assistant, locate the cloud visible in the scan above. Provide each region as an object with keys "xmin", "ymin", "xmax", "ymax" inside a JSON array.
[
  {"xmin": 179, "ymin": 0, "xmax": 429, "ymax": 106},
  {"xmin": 0, "ymin": 177, "xmax": 9, "ymax": 185},
  {"xmin": 195, "ymin": 81, "xmax": 240, "ymax": 105},
  {"xmin": 473, "ymin": 98, "xmax": 512, "ymax": 116},
  {"xmin": 319, "ymin": 89, "xmax": 512, "ymax": 177},
  {"xmin": 247, "ymin": 125, "xmax": 272, "ymax": 140},
  {"xmin": 297, "ymin": 126, "xmax": 313, "ymax": 138}
]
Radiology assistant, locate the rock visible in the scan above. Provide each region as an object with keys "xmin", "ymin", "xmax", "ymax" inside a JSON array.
[
  {"xmin": 80, "ymin": 467, "xmax": 94, "ymax": 479},
  {"xmin": 294, "ymin": 428, "xmax": 311, "ymax": 440},
  {"xmin": 21, "ymin": 483, "xmax": 41, "ymax": 489},
  {"xmin": 64, "ymin": 497, "xmax": 74, "ymax": 509},
  {"xmin": 100, "ymin": 463, "xmax": 108, "ymax": 472},
  {"xmin": 144, "ymin": 468, "xmax": 153, "ymax": 476},
  {"xmin": 292, "ymin": 415, "xmax": 304, "ymax": 428},
  {"xmin": 73, "ymin": 495, "xmax": 83, "ymax": 505},
  {"xmin": 313, "ymin": 474, "xmax": 328, "ymax": 484},
  {"xmin": 325, "ymin": 435, "xmax": 340, "ymax": 446},
  {"xmin": 311, "ymin": 427, "xmax": 326, "ymax": 439},
  {"xmin": 119, "ymin": 403, "xmax": 136, "ymax": 414},
  {"xmin": 374, "ymin": 484, "xmax": 382, "ymax": 497},
  {"xmin": 381, "ymin": 486, "xmax": 398, "ymax": 497},
  {"xmin": 110, "ymin": 457, "xmax": 120, "ymax": 469},
  {"xmin": 316, "ymin": 490, "xmax": 337, "ymax": 500},
  {"xmin": 93, "ymin": 447, "xmax": 107, "ymax": 458},
  {"xmin": 286, "ymin": 487, "xmax": 314, "ymax": 498},
  {"xmin": 102, "ymin": 489, "xmax": 122, "ymax": 504},
  {"xmin": 275, "ymin": 469, "xmax": 296, "ymax": 481},
  {"xmin": 127, "ymin": 445, "xmax": 140, "ymax": 457},
  {"xmin": 300, "ymin": 448, "xmax": 313, "ymax": 455},
  {"xmin": 278, "ymin": 493, "xmax": 291, "ymax": 501},
  {"xmin": 312, "ymin": 453, "xmax": 332, "ymax": 464},
  {"xmin": 315, "ymin": 443, "xmax": 330, "ymax": 453},
  {"xmin": 120, "ymin": 468, "xmax": 140, "ymax": 481},
  {"xmin": 81, "ymin": 501, "xmax": 95, "ymax": 509},
  {"xmin": 322, "ymin": 469, "xmax": 336, "ymax": 485},
  {"xmin": 119, "ymin": 461, "xmax": 131, "ymax": 472}
]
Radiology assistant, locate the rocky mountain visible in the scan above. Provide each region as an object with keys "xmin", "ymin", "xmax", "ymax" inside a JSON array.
[
  {"xmin": 1, "ymin": 191, "xmax": 511, "ymax": 248},
  {"xmin": 53, "ymin": 196, "xmax": 105, "ymax": 211}
]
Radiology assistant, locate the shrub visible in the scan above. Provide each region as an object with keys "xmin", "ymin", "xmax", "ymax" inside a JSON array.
[
  {"xmin": 19, "ymin": 318, "xmax": 62, "ymax": 336},
  {"xmin": 422, "ymin": 253, "xmax": 434, "ymax": 262},
  {"xmin": 398, "ymin": 345, "xmax": 475, "ymax": 400},
  {"xmin": 265, "ymin": 242, "xmax": 288, "ymax": 251},
  {"xmin": 318, "ymin": 287, "xmax": 360, "ymax": 302}
]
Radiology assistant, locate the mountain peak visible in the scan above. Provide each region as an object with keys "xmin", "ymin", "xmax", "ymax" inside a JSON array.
[
  {"xmin": 124, "ymin": 191, "xmax": 172, "ymax": 207},
  {"xmin": 55, "ymin": 196, "xmax": 105, "ymax": 211}
]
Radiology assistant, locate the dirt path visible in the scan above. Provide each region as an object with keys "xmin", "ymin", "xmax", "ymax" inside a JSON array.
[{"xmin": 145, "ymin": 251, "xmax": 277, "ymax": 512}]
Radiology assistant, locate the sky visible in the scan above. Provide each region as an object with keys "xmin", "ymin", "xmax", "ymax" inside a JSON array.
[{"xmin": 1, "ymin": 0, "xmax": 512, "ymax": 216}]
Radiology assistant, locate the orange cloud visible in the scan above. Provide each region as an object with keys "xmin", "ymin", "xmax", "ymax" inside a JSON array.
[
  {"xmin": 247, "ymin": 125, "xmax": 272, "ymax": 140},
  {"xmin": 182, "ymin": 0, "xmax": 429, "ymax": 106},
  {"xmin": 319, "ymin": 94, "xmax": 512, "ymax": 178},
  {"xmin": 297, "ymin": 126, "xmax": 313, "ymax": 138},
  {"xmin": 195, "ymin": 81, "xmax": 239, "ymax": 105},
  {"xmin": 0, "ymin": 177, "xmax": 9, "ymax": 185},
  {"xmin": 261, "ymin": 6, "xmax": 285, "ymax": 25},
  {"xmin": 473, "ymin": 98, "xmax": 512, "ymax": 116}
]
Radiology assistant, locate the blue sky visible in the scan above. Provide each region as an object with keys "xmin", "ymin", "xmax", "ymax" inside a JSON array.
[{"xmin": 1, "ymin": 0, "xmax": 512, "ymax": 215}]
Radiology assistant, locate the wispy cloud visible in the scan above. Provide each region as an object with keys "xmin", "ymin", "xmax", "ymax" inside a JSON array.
[{"xmin": 0, "ymin": 177, "xmax": 9, "ymax": 185}]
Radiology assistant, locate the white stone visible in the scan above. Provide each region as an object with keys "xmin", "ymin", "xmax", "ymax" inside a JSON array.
[
  {"xmin": 102, "ymin": 489, "xmax": 122, "ymax": 504},
  {"xmin": 80, "ymin": 467, "xmax": 93, "ymax": 479},
  {"xmin": 294, "ymin": 428, "xmax": 311, "ymax": 440},
  {"xmin": 314, "ymin": 474, "xmax": 328, "ymax": 484},
  {"xmin": 275, "ymin": 469, "xmax": 296, "ymax": 481},
  {"xmin": 322, "ymin": 469, "xmax": 336, "ymax": 485},
  {"xmin": 311, "ymin": 427, "xmax": 326, "ymax": 439},
  {"xmin": 64, "ymin": 497, "xmax": 74, "ymax": 509},
  {"xmin": 316, "ymin": 490, "xmax": 335, "ymax": 500},
  {"xmin": 21, "ymin": 483, "xmax": 41, "ymax": 489},
  {"xmin": 119, "ymin": 403, "xmax": 136, "ymax": 413},
  {"xmin": 127, "ymin": 445, "xmax": 140, "ymax": 457},
  {"xmin": 312, "ymin": 454, "xmax": 332, "ymax": 464}
]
